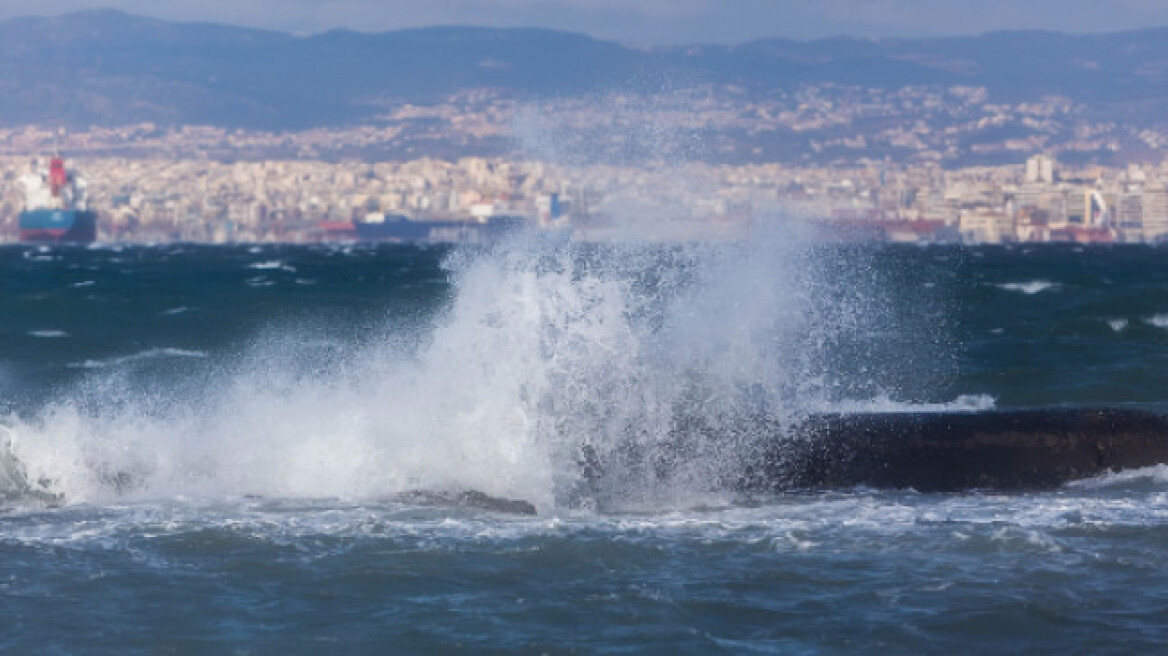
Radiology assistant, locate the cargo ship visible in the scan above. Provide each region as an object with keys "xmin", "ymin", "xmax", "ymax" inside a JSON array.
[
  {"xmin": 331, "ymin": 212, "xmax": 526, "ymax": 243},
  {"xmin": 18, "ymin": 154, "xmax": 97, "ymax": 243}
]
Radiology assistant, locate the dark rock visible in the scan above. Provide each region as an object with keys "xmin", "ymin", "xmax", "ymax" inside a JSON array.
[
  {"xmin": 746, "ymin": 408, "xmax": 1168, "ymax": 493},
  {"xmin": 397, "ymin": 489, "xmax": 538, "ymax": 515}
]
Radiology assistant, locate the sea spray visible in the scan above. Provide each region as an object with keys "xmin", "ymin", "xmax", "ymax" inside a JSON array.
[
  {"xmin": 1, "ymin": 226, "xmax": 937, "ymax": 512},
  {"xmin": 3, "ymin": 245, "xmax": 1168, "ymax": 653}
]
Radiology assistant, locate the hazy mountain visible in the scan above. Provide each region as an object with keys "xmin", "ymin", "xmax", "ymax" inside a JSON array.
[{"xmin": 3, "ymin": 9, "xmax": 1168, "ymax": 129}]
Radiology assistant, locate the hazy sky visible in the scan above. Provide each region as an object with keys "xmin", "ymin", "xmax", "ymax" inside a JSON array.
[{"xmin": 6, "ymin": 0, "xmax": 1168, "ymax": 44}]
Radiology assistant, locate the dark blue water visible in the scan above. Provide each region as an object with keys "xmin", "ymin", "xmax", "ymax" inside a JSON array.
[{"xmin": 3, "ymin": 240, "xmax": 1168, "ymax": 653}]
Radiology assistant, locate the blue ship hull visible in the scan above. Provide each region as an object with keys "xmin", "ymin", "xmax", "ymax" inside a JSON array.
[
  {"xmin": 351, "ymin": 215, "xmax": 526, "ymax": 243},
  {"xmin": 19, "ymin": 209, "xmax": 97, "ymax": 243}
]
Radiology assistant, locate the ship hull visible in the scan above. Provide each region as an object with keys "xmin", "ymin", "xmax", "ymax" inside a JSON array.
[
  {"xmin": 19, "ymin": 209, "xmax": 97, "ymax": 244},
  {"xmin": 351, "ymin": 215, "xmax": 526, "ymax": 243},
  {"xmin": 353, "ymin": 218, "xmax": 444, "ymax": 242}
]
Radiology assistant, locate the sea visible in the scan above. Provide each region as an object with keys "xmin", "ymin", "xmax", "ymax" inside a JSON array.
[{"xmin": 3, "ymin": 232, "xmax": 1168, "ymax": 653}]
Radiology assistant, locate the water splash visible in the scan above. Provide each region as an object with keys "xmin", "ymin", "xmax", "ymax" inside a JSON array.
[
  {"xmin": 0, "ymin": 105, "xmax": 962, "ymax": 516},
  {"xmin": 0, "ymin": 223, "xmax": 950, "ymax": 513}
]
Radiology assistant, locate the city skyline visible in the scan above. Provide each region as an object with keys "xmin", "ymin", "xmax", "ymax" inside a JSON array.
[
  {"xmin": 4, "ymin": 1, "xmax": 1168, "ymax": 45},
  {"xmin": 3, "ymin": 6, "xmax": 1168, "ymax": 246}
]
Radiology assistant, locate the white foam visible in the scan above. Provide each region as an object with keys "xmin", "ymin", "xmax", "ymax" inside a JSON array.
[
  {"xmin": 4, "ymin": 478, "xmax": 1168, "ymax": 551},
  {"xmin": 1147, "ymin": 314, "xmax": 1168, "ymax": 329},
  {"xmin": 1108, "ymin": 318, "xmax": 1129, "ymax": 332},
  {"xmin": 4, "ymin": 223, "xmax": 939, "ymax": 514},
  {"xmin": 66, "ymin": 348, "xmax": 208, "ymax": 369},
  {"xmin": 248, "ymin": 260, "xmax": 296, "ymax": 272},
  {"xmin": 821, "ymin": 394, "xmax": 996, "ymax": 414},
  {"xmin": 997, "ymin": 280, "xmax": 1058, "ymax": 295},
  {"xmin": 1066, "ymin": 464, "xmax": 1168, "ymax": 489},
  {"xmin": 28, "ymin": 330, "xmax": 69, "ymax": 339}
]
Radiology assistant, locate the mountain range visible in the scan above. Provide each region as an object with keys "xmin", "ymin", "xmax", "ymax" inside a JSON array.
[{"xmin": 3, "ymin": 9, "xmax": 1168, "ymax": 131}]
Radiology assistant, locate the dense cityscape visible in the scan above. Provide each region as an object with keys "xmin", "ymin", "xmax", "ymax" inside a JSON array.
[
  {"xmin": 3, "ymin": 85, "xmax": 1168, "ymax": 244},
  {"xmin": 2, "ymin": 148, "xmax": 1167, "ymax": 245}
]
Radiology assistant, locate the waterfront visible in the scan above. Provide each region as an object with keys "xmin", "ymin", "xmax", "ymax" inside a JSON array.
[{"xmin": 0, "ymin": 150, "xmax": 1162, "ymax": 246}]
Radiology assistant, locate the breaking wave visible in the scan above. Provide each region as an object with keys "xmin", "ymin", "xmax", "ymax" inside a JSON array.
[
  {"xmin": 0, "ymin": 223, "xmax": 951, "ymax": 513},
  {"xmin": 997, "ymin": 280, "xmax": 1059, "ymax": 295}
]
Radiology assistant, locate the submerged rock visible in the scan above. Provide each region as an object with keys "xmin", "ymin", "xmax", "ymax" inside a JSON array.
[{"xmin": 396, "ymin": 489, "xmax": 538, "ymax": 515}]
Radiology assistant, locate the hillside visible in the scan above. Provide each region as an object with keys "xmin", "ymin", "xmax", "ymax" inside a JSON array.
[{"xmin": 2, "ymin": 10, "xmax": 1167, "ymax": 130}]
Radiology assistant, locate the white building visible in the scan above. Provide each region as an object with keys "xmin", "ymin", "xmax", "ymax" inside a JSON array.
[{"xmin": 1024, "ymin": 154, "xmax": 1056, "ymax": 184}]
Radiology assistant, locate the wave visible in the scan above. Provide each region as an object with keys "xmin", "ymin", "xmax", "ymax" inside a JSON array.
[
  {"xmin": 1146, "ymin": 314, "xmax": 1168, "ymax": 329},
  {"xmin": 1066, "ymin": 464, "xmax": 1168, "ymax": 491},
  {"xmin": 996, "ymin": 280, "xmax": 1059, "ymax": 295},
  {"xmin": 822, "ymin": 394, "xmax": 995, "ymax": 414},
  {"xmin": 66, "ymin": 348, "xmax": 208, "ymax": 370},
  {"xmin": 4, "ymin": 478, "xmax": 1166, "ymax": 550},
  {"xmin": 3, "ymin": 223, "xmax": 950, "ymax": 513},
  {"xmin": 28, "ymin": 330, "xmax": 69, "ymax": 339},
  {"xmin": 0, "ymin": 426, "xmax": 59, "ymax": 507},
  {"xmin": 248, "ymin": 260, "xmax": 296, "ymax": 272}
]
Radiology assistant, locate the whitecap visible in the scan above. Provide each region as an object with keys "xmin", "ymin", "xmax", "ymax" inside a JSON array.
[
  {"xmin": 996, "ymin": 280, "xmax": 1058, "ymax": 295},
  {"xmin": 248, "ymin": 261, "xmax": 296, "ymax": 272},
  {"xmin": 1107, "ymin": 318, "xmax": 1128, "ymax": 332},
  {"xmin": 67, "ymin": 348, "xmax": 208, "ymax": 369},
  {"xmin": 1067, "ymin": 464, "xmax": 1168, "ymax": 490},
  {"xmin": 28, "ymin": 330, "xmax": 68, "ymax": 338},
  {"xmin": 1146, "ymin": 315, "xmax": 1168, "ymax": 329}
]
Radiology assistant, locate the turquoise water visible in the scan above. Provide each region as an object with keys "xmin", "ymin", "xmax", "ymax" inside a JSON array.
[{"xmin": 3, "ymin": 240, "xmax": 1168, "ymax": 652}]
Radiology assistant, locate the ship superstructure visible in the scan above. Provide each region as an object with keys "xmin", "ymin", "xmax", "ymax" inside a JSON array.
[{"xmin": 18, "ymin": 152, "xmax": 97, "ymax": 243}]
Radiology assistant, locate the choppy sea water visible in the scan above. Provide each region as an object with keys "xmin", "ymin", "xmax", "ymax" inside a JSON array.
[{"xmin": 3, "ymin": 239, "xmax": 1168, "ymax": 652}]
